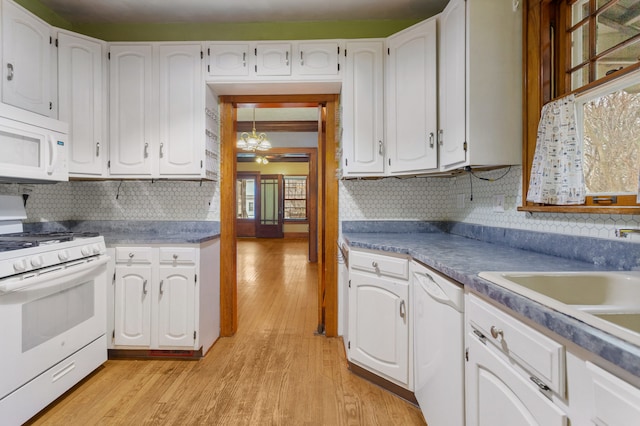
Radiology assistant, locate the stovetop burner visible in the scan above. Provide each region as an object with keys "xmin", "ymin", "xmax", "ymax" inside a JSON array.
[{"xmin": 0, "ymin": 231, "xmax": 101, "ymax": 252}]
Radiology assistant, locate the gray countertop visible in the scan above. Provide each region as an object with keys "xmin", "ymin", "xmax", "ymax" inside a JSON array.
[
  {"xmin": 343, "ymin": 231, "xmax": 640, "ymax": 379},
  {"xmin": 25, "ymin": 220, "xmax": 220, "ymax": 245}
]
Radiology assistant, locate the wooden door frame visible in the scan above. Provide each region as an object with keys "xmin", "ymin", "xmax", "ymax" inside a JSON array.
[{"xmin": 220, "ymin": 94, "xmax": 339, "ymax": 337}]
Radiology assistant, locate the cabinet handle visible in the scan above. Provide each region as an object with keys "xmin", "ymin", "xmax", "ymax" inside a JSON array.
[
  {"xmin": 129, "ymin": 252, "xmax": 134, "ymax": 258},
  {"xmin": 173, "ymin": 254, "xmax": 178, "ymax": 260},
  {"xmin": 242, "ymin": 52, "xmax": 246, "ymax": 67},
  {"xmin": 160, "ymin": 143, "xmax": 164, "ymax": 158},
  {"xmin": 429, "ymin": 132, "xmax": 435, "ymax": 148},
  {"xmin": 399, "ymin": 300, "xmax": 406, "ymax": 319},
  {"xmin": 438, "ymin": 129, "xmax": 444, "ymax": 146},
  {"xmin": 160, "ymin": 280, "xmax": 164, "ymax": 295},
  {"xmin": 490, "ymin": 326, "xmax": 504, "ymax": 340},
  {"xmin": 143, "ymin": 279, "xmax": 148, "ymax": 295},
  {"xmin": 6, "ymin": 63, "xmax": 13, "ymax": 81},
  {"xmin": 378, "ymin": 140, "xmax": 384, "ymax": 155},
  {"xmin": 300, "ymin": 51, "xmax": 304, "ymax": 66},
  {"xmin": 144, "ymin": 142, "xmax": 149, "ymax": 158},
  {"xmin": 96, "ymin": 142, "xmax": 100, "ymax": 157}
]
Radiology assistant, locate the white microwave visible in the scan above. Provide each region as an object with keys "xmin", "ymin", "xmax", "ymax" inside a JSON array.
[{"xmin": 0, "ymin": 103, "xmax": 68, "ymax": 183}]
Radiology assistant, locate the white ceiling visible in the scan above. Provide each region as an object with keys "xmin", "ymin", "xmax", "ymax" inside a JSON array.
[{"xmin": 39, "ymin": 0, "xmax": 448, "ymax": 24}]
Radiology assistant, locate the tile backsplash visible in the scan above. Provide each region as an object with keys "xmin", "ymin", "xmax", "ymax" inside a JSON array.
[
  {"xmin": 340, "ymin": 166, "xmax": 640, "ymax": 241},
  {"xmin": 3, "ymin": 165, "xmax": 639, "ymax": 242},
  {"xmin": 0, "ymin": 180, "xmax": 219, "ymax": 222}
]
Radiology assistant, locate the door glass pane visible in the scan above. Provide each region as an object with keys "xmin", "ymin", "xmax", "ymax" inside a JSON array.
[
  {"xmin": 260, "ymin": 178, "xmax": 278, "ymax": 225},
  {"xmin": 236, "ymin": 178, "xmax": 255, "ymax": 219}
]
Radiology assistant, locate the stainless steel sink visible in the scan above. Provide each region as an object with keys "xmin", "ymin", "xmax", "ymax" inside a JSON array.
[{"xmin": 479, "ymin": 271, "xmax": 640, "ymax": 346}]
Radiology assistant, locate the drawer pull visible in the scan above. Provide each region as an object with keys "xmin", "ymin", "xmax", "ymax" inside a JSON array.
[
  {"xmin": 490, "ymin": 326, "xmax": 504, "ymax": 340},
  {"xmin": 129, "ymin": 252, "xmax": 134, "ymax": 258},
  {"xmin": 530, "ymin": 375, "xmax": 550, "ymax": 392},
  {"xmin": 173, "ymin": 254, "xmax": 178, "ymax": 260},
  {"xmin": 372, "ymin": 261, "xmax": 378, "ymax": 268}
]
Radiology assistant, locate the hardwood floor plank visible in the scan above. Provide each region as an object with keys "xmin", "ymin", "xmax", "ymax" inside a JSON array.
[{"xmin": 27, "ymin": 238, "xmax": 425, "ymax": 425}]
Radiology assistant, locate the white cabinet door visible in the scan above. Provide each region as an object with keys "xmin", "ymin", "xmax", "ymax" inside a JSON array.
[
  {"xmin": 466, "ymin": 333, "xmax": 568, "ymax": 426},
  {"xmin": 255, "ymin": 43, "xmax": 291, "ymax": 76},
  {"xmin": 1, "ymin": 0, "xmax": 52, "ymax": 116},
  {"xmin": 386, "ymin": 18, "xmax": 438, "ymax": 174},
  {"xmin": 58, "ymin": 32, "xmax": 105, "ymax": 176},
  {"xmin": 342, "ymin": 41, "xmax": 385, "ymax": 176},
  {"xmin": 294, "ymin": 42, "xmax": 339, "ymax": 76},
  {"xmin": 207, "ymin": 43, "xmax": 250, "ymax": 76},
  {"xmin": 158, "ymin": 44, "xmax": 203, "ymax": 176},
  {"xmin": 157, "ymin": 265, "xmax": 196, "ymax": 348},
  {"xmin": 348, "ymin": 269, "xmax": 409, "ymax": 385},
  {"xmin": 114, "ymin": 266, "xmax": 152, "ymax": 347},
  {"xmin": 109, "ymin": 44, "xmax": 154, "ymax": 176},
  {"xmin": 438, "ymin": 0, "xmax": 467, "ymax": 170}
]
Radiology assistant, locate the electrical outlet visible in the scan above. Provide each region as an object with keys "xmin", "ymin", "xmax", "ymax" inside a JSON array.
[
  {"xmin": 494, "ymin": 194, "xmax": 505, "ymax": 212},
  {"xmin": 457, "ymin": 194, "xmax": 465, "ymax": 209}
]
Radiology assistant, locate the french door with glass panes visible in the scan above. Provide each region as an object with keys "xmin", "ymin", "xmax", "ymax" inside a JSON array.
[{"xmin": 257, "ymin": 174, "xmax": 284, "ymax": 238}]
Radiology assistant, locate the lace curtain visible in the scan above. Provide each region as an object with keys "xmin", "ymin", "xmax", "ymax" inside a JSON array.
[{"xmin": 526, "ymin": 94, "xmax": 586, "ymax": 205}]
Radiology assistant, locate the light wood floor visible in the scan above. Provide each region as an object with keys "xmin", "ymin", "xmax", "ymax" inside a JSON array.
[{"xmin": 28, "ymin": 238, "xmax": 426, "ymax": 425}]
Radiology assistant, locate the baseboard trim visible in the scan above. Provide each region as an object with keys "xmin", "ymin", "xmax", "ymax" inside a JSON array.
[
  {"xmin": 284, "ymin": 232, "xmax": 308, "ymax": 238},
  {"xmin": 108, "ymin": 348, "xmax": 203, "ymax": 360},
  {"xmin": 348, "ymin": 361, "xmax": 418, "ymax": 405}
]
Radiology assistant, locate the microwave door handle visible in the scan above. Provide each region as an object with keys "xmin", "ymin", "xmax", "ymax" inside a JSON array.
[
  {"xmin": 0, "ymin": 256, "xmax": 108, "ymax": 294},
  {"xmin": 47, "ymin": 135, "xmax": 58, "ymax": 175}
]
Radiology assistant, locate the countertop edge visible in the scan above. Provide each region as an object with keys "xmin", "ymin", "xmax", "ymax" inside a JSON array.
[{"xmin": 343, "ymin": 232, "xmax": 640, "ymax": 380}]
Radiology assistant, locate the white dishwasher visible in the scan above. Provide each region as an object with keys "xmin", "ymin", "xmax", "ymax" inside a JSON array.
[{"xmin": 412, "ymin": 261, "xmax": 465, "ymax": 426}]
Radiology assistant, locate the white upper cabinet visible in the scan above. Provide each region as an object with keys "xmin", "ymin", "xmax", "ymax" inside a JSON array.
[
  {"xmin": 158, "ymin": 44, "xmax": 203, "ymax": 176},
  {"xmin": 255, "ymin": 43, "xmax": 291, "ymax": 76},
  {"xmin": 386, "ymin": 18, "xmax": 438, "ymax": 175},
  {"xmin": 57, "ymin": 31, "xmax": 106, "ymax": 177},
  {"xmin": 205, "ymin": 40, "xmax": 341, "ymax": 82},
  {"xmin": 109, "ymin": 44, "xmax": 154, "ymax": 176},
  {"xmin": 438, "ymin": 0, "xmax": 522, "ymax": 172},
  {"xmin": 109, "ymin": 43, "xmax": 208, "ymax": 179},
  {"xmin": 1, "ymin": 0, "xmax": 52, "ymax": 116},
  {"xmin": 294, "ymin": 42, "xmax": 340, "ymax": 76},
  {"xmin": 207, "ymin": 43, "xmax": 250, "ymax": 76},
  {"xmin": 342, "ymin": 40, "xmax": 385, "ymax": 177}
]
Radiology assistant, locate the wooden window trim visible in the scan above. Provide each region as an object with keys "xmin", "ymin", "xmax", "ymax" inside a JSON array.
[{"xmin": 520, "ymin": 0, "xmax": 640, "ymax": 214}]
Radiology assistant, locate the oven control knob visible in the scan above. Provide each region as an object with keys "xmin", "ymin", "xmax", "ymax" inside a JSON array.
[
  {"xmin": 81, "ymin": 246, "xmax": 92, "ymax": 256},
  {"xmin": 58, "ymin": 250, "xmax": 69, "ymax": 261},
  {"xmin": 92, "ymin": 244, "xmax": 101, "ymax": 254},
  {"xmin": 13, "ymin": 259, "xmax": 27, "ymax": 272},
  {"xmin": 30, "ymin": 256, "xmax": 43, "ymax": 268}
]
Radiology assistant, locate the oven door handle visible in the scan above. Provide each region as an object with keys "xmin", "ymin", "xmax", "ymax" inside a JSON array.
[{"xmin": 0, "ymin": 256, "xmax": 109, "ymax": 294}]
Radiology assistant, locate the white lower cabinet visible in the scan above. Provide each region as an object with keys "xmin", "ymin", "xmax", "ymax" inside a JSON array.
[
  {"xmin": 465, "ymin": 292, "xmax": 568, "ymax": 426},
  {"xmin": 347, "ymin": 249, "xmax": 411, "ymax": 389},
  {"xmin": 108, "ymin": 240, "xmax": 220, "ymax": 354},
  {"xmin": 466, "ymin": 291, "xmax": 640, "ymax": 426}
]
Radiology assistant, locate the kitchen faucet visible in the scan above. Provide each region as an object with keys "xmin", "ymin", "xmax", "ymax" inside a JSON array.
[{"xmin": 615, "ymin": 228, "xmax": 640, "ymax": 238}]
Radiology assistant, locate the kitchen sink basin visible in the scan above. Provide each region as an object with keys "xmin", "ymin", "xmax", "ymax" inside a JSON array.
[{"xmin": 479, "ymin": 271, "xmax": 640, "ymax": 346}]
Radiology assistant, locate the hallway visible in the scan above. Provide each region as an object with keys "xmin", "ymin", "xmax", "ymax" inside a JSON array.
[{"xmin": 28, "ymin": 238, "xmax": 425, "ymax": 425}]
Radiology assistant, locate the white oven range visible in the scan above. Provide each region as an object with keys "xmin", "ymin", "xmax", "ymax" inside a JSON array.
[{"xmin": 0, "ymin": 196, "xmax": 109, "ymax": 425}]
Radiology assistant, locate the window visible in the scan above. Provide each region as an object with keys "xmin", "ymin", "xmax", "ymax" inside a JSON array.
[
  {"xmin": 283, "ymin": 176, "xmax": 307, "ymax": 220},
  {"xmin": 522, "ymin": 0, "xmax": 640, "ymax": 213}
]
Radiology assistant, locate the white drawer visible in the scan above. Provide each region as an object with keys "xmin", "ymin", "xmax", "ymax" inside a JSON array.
[
  {"xmin": 467, "ymin": 293, "xmax": 565, "ymax": 395},
  {"xmin": 115, "ymin": 247, "xmax": 152, "ymax": 263},
  {"xmin": 350, "ymin": 249, "xmax": 409, "ymax": 280},
  {"xmin": 159, "ymin": 247, "xmax": 196, "ymax": 264},
  {"xmin": 586, "ymin": 361, "xmax": 640, "ymax": 426}
]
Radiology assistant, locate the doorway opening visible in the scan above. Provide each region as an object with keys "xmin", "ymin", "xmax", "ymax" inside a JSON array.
[{"xmin": 219, "ymin": 94, "xmax": 339, "ymax": 338}]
